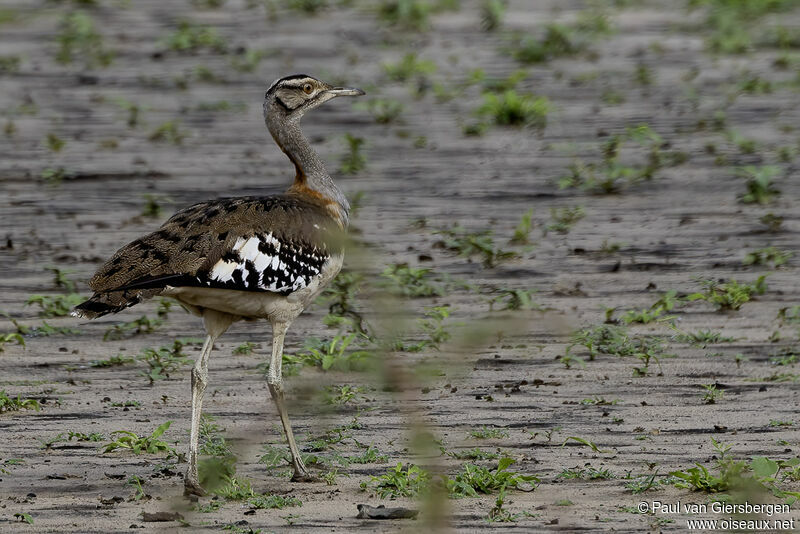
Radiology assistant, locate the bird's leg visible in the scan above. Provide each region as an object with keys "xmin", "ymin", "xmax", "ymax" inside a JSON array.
[
  {"xmin": 266, "ymin": 322, "xmax": 314, "ymax": 482},
  {"xmin": 185, "ymin": 333, "xmax": 215, "ymax": 496}
]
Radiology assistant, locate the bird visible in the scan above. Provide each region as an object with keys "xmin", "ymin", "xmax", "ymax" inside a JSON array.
[{"xmin": 72, "ymin": 74, "xmax": 365, "ymax": 495}]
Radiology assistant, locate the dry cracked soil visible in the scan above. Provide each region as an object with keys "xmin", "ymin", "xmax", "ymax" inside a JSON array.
[{"xmin": 1, "ymin": 0, "xmax": 800, "ymax": 532}]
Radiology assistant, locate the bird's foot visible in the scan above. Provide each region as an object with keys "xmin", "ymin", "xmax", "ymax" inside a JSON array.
[
  {"xmin": 291, "ymin": 470, "xmax": 319, "ymax": 483},
  {"xmin": 183, "ymin": 476, "xmax": 207, "ymax": 497}
]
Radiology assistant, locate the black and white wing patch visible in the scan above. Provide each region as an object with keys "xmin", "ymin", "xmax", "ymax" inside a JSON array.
[{"xmin": 201, "ymin": 233, "xmax": 328, "ymax": 295}]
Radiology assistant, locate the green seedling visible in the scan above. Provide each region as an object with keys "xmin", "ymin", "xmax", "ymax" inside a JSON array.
[
  {"xmin": 46, "ymin": 133, "xmax": 65, "ymax": 152},
  {"xmin": 46, "ymin": 266, "xmax": 77, "ymax": 292},
  {"xmin": 510, "ymin": 209, "xmax": 534, "ymax": 245},
  {"xmin": 249, "ymin": 493, "xmax": 302, "ymax": 509},
  {"xmin": 508, "ymin": 24, "xmax": 583, "ymax": 63},
  {"xmin": 556, "ymin": 466, "xmax": 614, "ymax": 480},
  {"xmin": 446, "ymin": 448, "xmax": 500, "ymax": 460},
  {"xmin": 349, "ymin": 445, "xmax": 388, "ymax": 464},
  {"xmin": 562, "ymin": 436, "xmax": 608, "ymax": 453},
  {"xmin": 323, "ymin": 385, "xmax": 366, "ymax": 405},
  {"xmin": 127, "ymin": 475, "xmax": 147, "ymax": 501},
  {"xmin": 488, "ymin": 288, "xmax": 540, "ymax": 311},
  {"xmin": 361, "ymin": 462, "xmax": 431, "ymax": 498},
  {"xmin": 141, "ymin": 194, "xmax": 172, "ymax": 218},
  {"xmin": 546, "ymin": 206, "xmax": 584, "ymax": 234},
  {"xmin": 339, "ymin": 133, "xmax": 366, "ymax": 175},
  {"xmin": 137, "ymin": 340, "xmax": 192, "ymax": 383},
  {"xmin": 0, "ymin": 55, "xmax": 20, "ymax": 73},
  {"xmin": 56, "ymin": 11, "xmax": 113, "ymax": 68},
  {"xmin": 149, "ymin": 120, "xmax": 186, "ymax": 144},
  {"xmin": 285, "ymin": 0, "xmax": 327, "ymax": 13},
  {"xmin": 687, "ymin": 276, "xmax": 767, "ymax": 311},
  {"xmin": 444, "ymin": 457, "xmax": 539, "ymax": 498},
  {"xmin": 480, "ymin": 0, "xmax": 505, "ymax": 32},
  {"xmin": 233, "ymin": 342, "xmax": 256, "ymax": 355},
  {"xmin": 103, "ymin": 314, "xmax": 163, "ymax": 341},
  {"xmin": 377, "ymin": 0, "xmax": 457, "ymax": 31},
  {"xmin": 738, "ymin": 166, "xmax": 780, "ymax": 204},
  {"xmin": 701, "ymin": 384, "xmax": 724, "ymax": 404},
  {"xmin": 477, "ymin": 90, "xmax": 551, "ymax": 129},
  {"xmin": 199, "ymin": 414, "xmax": 231, "ymax": 457},
  {"xmin": 230, "ymin": 48, "xmax": 265, "ymax": 72},
  {"xmin": 383, "ymin": 53, "xmax": 436, "ymax": 82},
  {"xmin": 362, "ymin": 99, "xmax": 403, "ymax": 124},
  {"xmin": 470, "ymin": 426, "xmax": 509, "ymax": 440},
  {"xmin": 743, "ymin": 247, "xmax": 792, "ymax": 267},
  {"xmin": 26, "ymin": 294, "xmax": 84, "ymax": 317},
  {"xmin": 380, "ymin": 263, "xmax": 446, "ymax": 297},
  {"xmin": 164, "ymin": 20, "xmax": 227, "ymax": 53},
  {"xmin": 102, "ymin": 421, "xmax": 174, "ymax": 455},
  {"xmin": 293, "ymin": 333, "xmax": 375, "ymax": 372},
  {"xmin": 760, "ymin": 213, "xmax": 784, "ymax": 232},
  {"xmin": 671, "ymin": 329, "xmax": 734, "ymax": 347},
  {"xmin": 0, "ymin": 391, "xmax": 40, "ymax": 413},
  {"xmin": 670, "ymin": 438, "xmax": 800, "ymax": 502},
  {"xmin": 89, "ymin": 354, "xmax": 134, "ymax": 367},
  {"xmin": 13, "ymin": 513, "xmax": 33, "ymax": 525},
  {"xmin": 770, "ymin": 347, "xmax": 799, "ymax": 366},
  {"xmin": 0, "ymin": 333, "xmax": 24, "ymax": 353},
  {"xmin": 435, "ymin": 225, "xmax": 519, "ymax": 267}
]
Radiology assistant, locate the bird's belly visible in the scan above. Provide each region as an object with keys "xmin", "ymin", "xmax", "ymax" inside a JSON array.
[{"xmin": 163, "ymin": 253, "xmax": 343, "ymax": 322}]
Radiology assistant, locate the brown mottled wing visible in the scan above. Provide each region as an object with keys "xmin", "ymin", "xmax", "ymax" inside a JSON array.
[{"xmin": 72, "ymin": 195, "xmax": 340, "ymax": 318}]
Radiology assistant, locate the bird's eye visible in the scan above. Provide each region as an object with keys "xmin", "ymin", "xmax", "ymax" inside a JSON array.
[{"xmin": 303, "ymin": 83, "xmax": 313, "ymax": 95}]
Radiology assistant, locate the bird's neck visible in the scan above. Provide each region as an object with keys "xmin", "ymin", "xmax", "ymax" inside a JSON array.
[{"xmin": 269, "ymin": 117, "xmax": 350, "ymax": 227}]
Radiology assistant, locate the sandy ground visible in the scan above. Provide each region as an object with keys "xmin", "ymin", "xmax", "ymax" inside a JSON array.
[{"xmin": 1, "ymin": 0, "xmax": 800, "ymax": 532}]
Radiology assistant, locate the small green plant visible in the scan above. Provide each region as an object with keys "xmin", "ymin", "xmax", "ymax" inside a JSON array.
[
  {"xmin": 199, "ymin": 415, "xmax": 231, "ymax": 457},
  {"xmin": 738, "ymin": 166, "xmax": 780, "ymax": 204},
  {"xmin": 233, "ymin": 342, "xmax": 256, "ymax": 355},
  {"xmin": 102, "ymin": 421, "xmax": 175, "ymax": 455},
  {"xmin": 323, "ymin": 385, "xmax": 366, "ymax": 405},
  {"xmin": 285, "ymin": 0, "xmax": 327, "ymax": 13},
  {"xmin": 230, "ymin": 48, "xmax": 264, "ymax": 72},
  {"xmin": 760, "ymin": 212, "xmax": 784, "ymax": 232},
  {"xmin": 701, "ymin": 384, "xmax": 724, "ymax": 404},
  {"xmin": 435, "ymin": 225, "xmax": 519, "ymax": 267},
  {"xmin": 149, "ymin": 120, "xmax": 186, "ymax": 144},
  {"xmin": 480, "ymin": 0, "xmax": 505, "ymax": 32},
  {"xmin": 103, "ymin": 314, "xmax": 164, "ymax": 341},
  {"xmin": 293, "ymin": 334, "xmax": 375, "ymax": 372},
  {"xmin": 508, "ymin": 24, "xmax": 583, "ymax": 64},
  {"xmin": 670, "ymin": 438, "xmax": 800, "ymax": 502},
  {"xmin": 0, "ymin": 55, "xmax": 20, "ymax": 73},
  {"xmin": 249, "ymin": 493, "xmax": 302, "ymax": 509},
  {"xmin": 361, "ymin": 462, "xmax": 431, "ymax": 498},
  {"xmin": 137, "ymin": 340, "xmax": 192, "ymax": 383},
  {"xmin": 477, "ymin": 90, "xmax": 551, "ymax": 129},
  {"xmin": 510, "ymin": 208, "xmax": 534, "ymax": 245},
  {"xmin": 89, "ymin": 354, "xmax": 135, "ymax": 368},
  {"xmin": 127, "ymin": 475, "xmax": 147, "ymax": 501},
  {"xmin": 447, "ymin": 448, "xmax": 500, "ymax": 461},
  {"xmin": 383, "ymin": 53, "xmax": 436, "ymax": 82},
  {"xmin": 339, "ymin": 133, "xmax": 366, "ymax": 175},
  {"xmin": 444, "ymin": 457, "xmax": 539, "ymax": 498},
  {"xmin": 0, "ymin": 391, "xmax": 40, "ymax": 413},
  {"xmin": 46, "ymin": 133, "xmax": 65, "ymax": 152},
  {"xmin": 141, "ymin": 194, "xmax": 171, "ymax": 218},
  {"xmin": 376, "ymin": 0, "xmax": 456, "ymax": 30},
  {"xmin": 671, "ymin": 329, "xmax": 734, "ymax": 347},
  {"xmin": 56, "ymin": 11, "xmax": 113, "ymax": 68},
  {"xmin": 362, "ymin": 99, "xmax": 403, "ymax": 124},
  {"xmin": 470, "ymin": 426, "xmax": 509, "ymax": 440},
  {"xmin": 13, "ymin": 513, "xmax": 33, "ymax": 525},
  {"xmin": 743, "ymin": 246, "xmax": 792, "ymax": 267},
  {"xmin": 26, "ymin": 293, "xmax": 84, "ymax": 318},
  {"xmin": 380, "ymin": 264, "xmax": 446, "ymax": 297},
  {"xmin": 164, "ymin": 20, "xmax": 227, "ymax": 53},
  {"xmin": 0, "ymin": 333, "xmax": 25, "ymax": 353},
  {"xmin": 488, "ymin": 288, "xmax": 540, "ymax": 311},
  {"xmin": 687, "ymin": 276, "xmax": 767, "ymax": 311},
  {"xmin": 546, "ymin": 206, "xmax": 585, "ymax": 234}
]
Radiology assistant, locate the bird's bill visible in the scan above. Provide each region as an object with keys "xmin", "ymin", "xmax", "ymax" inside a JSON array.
[{"xmin": 326, "ymin": 87, "xmax": 366, "ymax": 97}]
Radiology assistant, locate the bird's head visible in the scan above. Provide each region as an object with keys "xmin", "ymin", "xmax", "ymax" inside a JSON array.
[{"xmin": 263, "ymin": 74, "xmax": 365, "ymax": 122}]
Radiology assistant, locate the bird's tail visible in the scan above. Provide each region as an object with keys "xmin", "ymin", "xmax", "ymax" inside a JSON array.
[{"xmin": 71, "ymin": 289, "xmax": 159, "ymax": 319}]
